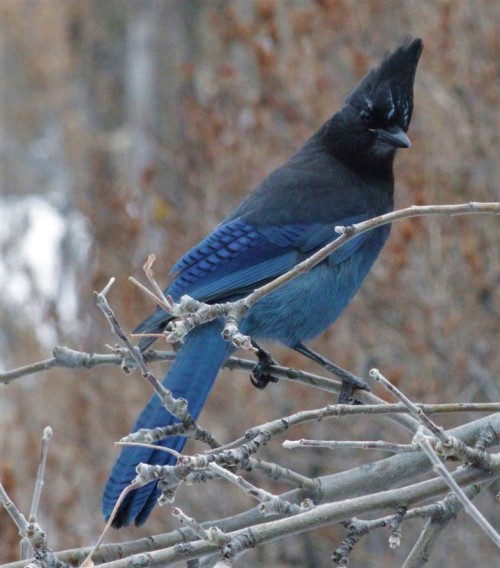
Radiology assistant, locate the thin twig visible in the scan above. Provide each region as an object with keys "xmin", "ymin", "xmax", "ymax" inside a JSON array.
[
  {"xmin": 29, "ymin": 427, "xmax": 52, "ymax": 520},
  {"xmin": 94, "ymin": 280, "xmax": 206, "ymax": 437},
  {"xmin": 67, "ymin": 458, "xmax": 500, "ymax": 567},
  {"xmin": 402, "ymin": 484, "xmax": 486, "ymax": 568},
  {"xmin": 283, "ymin": 439, "xmax": 414, "ymax": 453},
  {"xmin": 0, "ymin": 480, "xmax": 69, "ymax": 568},
  {"xmin": 247, "ymin": 202, "xmax": 499, "ymax": 309},
  {"xmin": 209, "ymin": 463, "xmax": 306, "ymax": 516},
  {"xmin": 370, "ymin": 368, "xmax": 447, "ymax": 442},
  {"xmin": 2, "ymin": 417, "xmax": 497, "ymax": 568},
  {"xmin": 23, "ymin": 427, "xmax": 54, "ymax": 558},
  {"xmin": 128, "ymin": 202, "xmax": 500, "ymax": 345},
  {"xmin": 0, "ymin": 480, "xmax": 29, "ymax": 534},
  {"xmin": 415, "ymin": 430, "xmax": 500, "ymax": 549}
]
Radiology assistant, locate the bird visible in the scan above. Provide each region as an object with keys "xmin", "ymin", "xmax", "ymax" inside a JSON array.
[{"xmin": 102, "ymin": 37, "xmax": 423, "ymax": 527}]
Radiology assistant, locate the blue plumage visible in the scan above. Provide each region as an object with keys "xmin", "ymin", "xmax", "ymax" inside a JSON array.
[
  {"xmin": 103, "ymin": 38, "xmax": 423, "ymax": 527},
  {"xmin": 101, "ymin": 320, "xmax": 232, "ymax": 526}
]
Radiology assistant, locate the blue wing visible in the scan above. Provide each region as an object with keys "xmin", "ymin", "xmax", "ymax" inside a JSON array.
[
  {"xmin": 168, "ymin": 216, "xmax": 369, "ymax": 300},
  {"xmin": 135, "ymin": 215, "xmax": 370, "ymax": 345}
]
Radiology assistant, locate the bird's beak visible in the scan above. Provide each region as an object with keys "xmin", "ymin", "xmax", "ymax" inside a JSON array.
[{"xmin": 372, "ymin": 126, "xmax": 411, "ymax": 149}]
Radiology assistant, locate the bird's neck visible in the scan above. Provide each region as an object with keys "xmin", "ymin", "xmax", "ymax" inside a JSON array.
[{"xmin": 319, "ymin": 117, "xmax": 397, "ymax": 181}]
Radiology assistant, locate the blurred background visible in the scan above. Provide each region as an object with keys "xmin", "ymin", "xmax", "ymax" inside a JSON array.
[{"xmin": 0, "ymin": 1, "xmax": 498, "ymax": 565}]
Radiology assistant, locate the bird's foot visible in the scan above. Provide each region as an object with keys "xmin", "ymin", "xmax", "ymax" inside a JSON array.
[
  {"xmin": 336, "ymin": 370, "xmax": 368, "ymax": 404},
  {"xmin": 250, "ymin": 346, "xmax": 279, "ymax": 390},
  {"xmin": 338, "ymin": 381, "xmax": 363, "ymax": 404}
]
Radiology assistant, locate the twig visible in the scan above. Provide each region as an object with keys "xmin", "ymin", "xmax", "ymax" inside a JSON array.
[
  {"xmin": 115, "ymin": 441, "xmax": 182, "ymax": 459},
  {"xmin": 371, "ymin": 369, "xmax": 498, "ymax": 469},
  {"xmin": 94, "ymin": 279, "xmax": 217, "ymax": 449},
  {"xmin": 81, "ymin": 482, "xmax": 144, "ymax": 567},
  {"xmin": 209, "ymin": 463, "xmax": 307, "ymax": 516},
  {"xmin": 131, "ymin": 260, "xmax": 255, "ymax": 350},
  {"xmin": 1, "ymin": 350, "xmax": 498, "ymax": 417},
  {"xmin": 29, "ymin": 427, "xmax": 52, "ymax": 520},
  {"xmin": 131, "ymin": 202, "xmax": 500, "ymax": 346},
  {"xmin": 172, "ymin": 506, "xmax": 252, "ymax": 567},
  {"xmin": 283, "ymin": 439, "xmax": 414, "ymax": 453},
  {"xmin": 415, "ymin": 430, "xmax": 500, "ymax": 549},
  {"xmin": 402, "ymin": 484, "xmax": 485, "ymax": 568},
  {"xmin": 95, "ymin": 279, "xmax": 175, "ymax": 406},
  {"xmin": 244, "ymin": 458, "xmax": 315, "ymax": 489},
  {"xmin": 3, "ymin": 348, "xmax": 496, "ymax": 435},
  {"xmin": 388, "ymin": 505, "xmax": 407, "ymax": 548},
  {"xmin": 0, "ymin": 480, "xmax": 29, "ymax": 535},
  {"xmin": 172, "ymin": 507, "xmax": 229, "ymax": 547},
  {"xmin": 205, "ymin": 401, "xmax": 421, "ymax": 457},
  {"xmin": 20, "ymin": 427, "xmax": 54, "ymax": 560},
  {"xmin": 332, "ymin": 518, "xmax": 381, "ymax": 566},
  {"xmin": 248, "ymin": 202, "xmax": 500, "ymax": 314},
  {"xmin": 0, "ymin": 480, "xmax": 69, "ymax": 568},
  {"xmin": 2, "ymin": 426, "xmax": 497, "ymax": 568},
  {"xmin": 370, "ymin": 369, "xmax": 447, "ymax": 442},
  {"xmin": 121, "ymin": 422, "xmax": 221, "ymax": 449}
]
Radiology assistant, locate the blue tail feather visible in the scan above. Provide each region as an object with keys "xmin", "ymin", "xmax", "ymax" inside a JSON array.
[{"xmin": 102, "ymin": 320, "xmax": 232, "ymax": 527}]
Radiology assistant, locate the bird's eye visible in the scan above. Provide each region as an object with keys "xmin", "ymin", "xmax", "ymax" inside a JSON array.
[{"xmin": 359, "ymin": 109, "xmax": 371, "ymax": 123}]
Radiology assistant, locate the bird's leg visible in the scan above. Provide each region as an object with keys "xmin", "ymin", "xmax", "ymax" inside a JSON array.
[
  {"xmin": 250, "ymin": 341, "xmax": 280, "ymax": 389},
  {"xmin": 293, "ymin": 342, "xmax": 369, "ymax": 403}
]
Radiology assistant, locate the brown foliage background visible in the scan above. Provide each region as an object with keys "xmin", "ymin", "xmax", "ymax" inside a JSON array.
[{"xmin": 0, "ymin": 1, "xmax": 498, "ymax": 565}]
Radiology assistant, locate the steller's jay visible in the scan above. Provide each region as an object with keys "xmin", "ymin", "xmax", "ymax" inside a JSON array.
[{"xmin": 103, "ymin": 38, "xmax": 423, "ymax": 527}]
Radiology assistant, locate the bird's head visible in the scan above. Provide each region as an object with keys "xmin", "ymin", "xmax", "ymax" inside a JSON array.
[{"xmin": 325, "ymin": 38, "xmax": 423, "ymax": 173}]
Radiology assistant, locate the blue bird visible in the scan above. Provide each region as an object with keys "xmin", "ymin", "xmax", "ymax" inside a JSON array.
[{"xmin": 103, "ymin": 38, "xmax": 423, "ymax": 527}]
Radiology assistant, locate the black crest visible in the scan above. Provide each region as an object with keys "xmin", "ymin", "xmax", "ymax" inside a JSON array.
[{"xmin": 346, "ymin": 38, "xmax": 423, "ymax": 132}]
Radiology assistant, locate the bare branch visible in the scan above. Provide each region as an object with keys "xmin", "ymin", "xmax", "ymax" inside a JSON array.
[
  {"xmin": 209, "ymin": 463, "xmax": 307, "ymax": 517},
  {"xmin": 370, "ymin": 368, "xmax": 448, "ymax": 441},
  {"xmin": 0, "ymin": 480, "xmax": 29, "ymax": 535},
  {"xmin": 246, "ymin": 202, "xmax": 499, "ymax": 309},
  {"xmin": 0, "ymin": 479, "xmax": 69, "ymax": 568},
  {"xmin": 3, "ymin": 416, "xmax": 496, "ymax": 568},
  {"xmin": 94, "ymin": 279, "xmax": 210, "ymax": 443},
  {"xmin": 29, "ymin": 427, "xmax": 52, "ymax": 519},
  {"xmin": 283, "ymin": 439, "xmax": 414, "ymax": 453},
  {"xmin": 127, "ymin": 202, "xmax": 500, "ymax": 347},
  {"xmin": 54, "ymin": 457, "xmax": 500, "ymax": 567},
  {"xmin": 402, "ymin": 484, "xmax": 486, "ymax": 568},
  {"xmin": 415, "ymin": 430, "xmax": 500, "ymax": 549}
]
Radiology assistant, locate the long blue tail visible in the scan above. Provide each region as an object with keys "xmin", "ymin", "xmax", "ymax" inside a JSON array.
[{"xmin": 102, "ymin": 320, "xmax": 232, "ymax": 527}]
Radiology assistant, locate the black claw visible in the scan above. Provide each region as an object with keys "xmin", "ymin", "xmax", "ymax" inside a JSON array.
[
  {"xmin": 250, "ymin": 368, "xmax": 279, "ymax": 389},
  {"xmin": 250, "ymin": 344, "xmax": 279, "ymax": 390}
]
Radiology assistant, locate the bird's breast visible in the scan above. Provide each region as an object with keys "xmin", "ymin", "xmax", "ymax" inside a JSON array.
[{"xmin": 240, "ymin": 225, "xmax": 389, "ymax": 347}]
